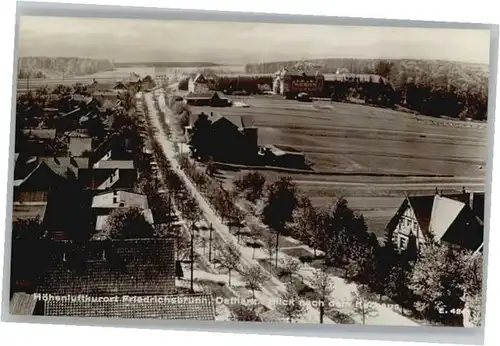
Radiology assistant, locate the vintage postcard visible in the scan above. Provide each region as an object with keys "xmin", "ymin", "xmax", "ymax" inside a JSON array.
[{"xmin": 7, "ymin": 13, "xmax": 491, "ymax": 328}]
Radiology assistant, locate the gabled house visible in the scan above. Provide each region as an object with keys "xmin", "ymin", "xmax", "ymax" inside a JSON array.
[
  {"xmin": 184, "ymin": 91, "xmax": 231, "ymax": 107},
  {"xmin": 91, "ymin": 190, "xmax": 153, "ymax": 231},
  {"xmin": 188, "ymin": 73, "xmax": 210, "ymax": 93},
  {"xmin": 13, "ymin": 160, "xmax": 73, "ymax": 199},
  {"xmin": 88, "ymin": 160, "xmax": 137, "ymax": 190},
  {"xmin": 389, "ymin": 191, "xmax": 484, "ymax": 253},
  {"xmin": 185, "ymin": 112, "xmax": 258, "ymax": 162}
]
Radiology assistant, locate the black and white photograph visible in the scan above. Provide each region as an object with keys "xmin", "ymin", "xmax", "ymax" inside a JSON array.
[{"xmin": 6, "ymin": 14, "xmax": 490, "ymax": 328}]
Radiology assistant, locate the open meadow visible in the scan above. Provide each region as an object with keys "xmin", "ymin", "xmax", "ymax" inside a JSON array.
[{"xmin": 189, "ymin": 96, "xmax": 488, "ymax": 237}]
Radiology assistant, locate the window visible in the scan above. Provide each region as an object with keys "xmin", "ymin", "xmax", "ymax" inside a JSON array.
[{"xmin": 399, "ymin": 236, "xmax": 408, "ymax": 249}]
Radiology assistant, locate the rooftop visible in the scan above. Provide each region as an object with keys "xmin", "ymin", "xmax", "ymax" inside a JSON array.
[
  {"xmin": 189, "ymin": 112, "xmax": 254, "ymax": 130},
  {"xmin": 44, "ymin": 294, "xmax": 215, "ymax": 320},
  {"xmin": 95, "ymin": 209, "xmax": 154, "ymax": 231},
  {"xmin": 37, "ymin": 238, "xmax": 176, "ymax": 296},
  {"xmin": 40, "ymin": 157, "xmax": 89, "ymax": 177},
  {"xmin": 12, "ymin": 202, "xmax": 47, "ymax": 222},
  {"xmin": 429, "ymin": 196, "xmax": 466, "ymax": 241},
  {"xmin": 92, "ymin": 160, "xmax": 135, "ymax": 170},
  {"xmin": 401, "ymin": 192, "xmax": 484, "ymax": 251},
  {"xmin": 185, "ymin": 91, "xmax": 217, "ymax": 100},
  {"xmin": 21, "ymin": 129, "xmax": 56, "ymax": 140},
  {"xmin": 10, "ymin": 293, "xmax": 37, "ymax": 316},
  {"xmin": 91, "ymin": 190, "xmax": 149, "ymax": 209}
]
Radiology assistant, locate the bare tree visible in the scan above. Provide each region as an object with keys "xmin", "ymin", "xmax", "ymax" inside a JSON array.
[
  {"xmin": 217, "ymin": 240, "xmax": 241, "ymax": 286},
  {"xmin": 242, "ymin": 265, "xmax": 270, "ymax": 298},
  {"xmin": 310, "ymin": 268, "xmax": 334, "ymax": 324},
  {"xmin": 351, "ymin": 284, "xmax": 378, "ymax": 325},
  {"xmin": 276, "ymin": 283, "xmax": 306, "ymax": 323}
]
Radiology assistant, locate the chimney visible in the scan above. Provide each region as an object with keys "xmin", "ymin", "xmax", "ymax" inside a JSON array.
[
  {"xmin": 435, "ymin": 187, "xmax": 439, "ymax": 195},
  {"xmin": 113, "ymin": 197, "xmax": 118, "ymax": 204}
]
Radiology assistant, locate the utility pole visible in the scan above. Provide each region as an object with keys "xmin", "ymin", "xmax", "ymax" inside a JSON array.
[
  {"xmin": 208, "ymin": 223, "xmax": 213, "ymax": 262},
  {"xmin": 190, "ymin": 226, "xmax": 194, "ymax": 293},
  {"xmin": 275, "ymin": 230, "xmax": 280, "ymax": 268}
]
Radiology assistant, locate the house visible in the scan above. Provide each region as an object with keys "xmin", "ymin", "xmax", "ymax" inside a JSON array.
[
  {"xmin": 389, "ymin": 190, "xmax": 484, "ymax": 252},
  {"xmin": 92, "ymin": 134, "xmax": 134, "ymax": 165},
  {"xmin": 35, "ymin": 238, "xmax": 176, "ymax": 296},
  {"xmin": 113, "ymin": 81, "xmax": 127, "ymax": 90},
  {"xmin": 91, "ymin": 190, "xmax": 149, "ymax": 211},
  {"xmin": 184, "ymin": 91, "xmax": 231, "ymax": 107},
  {"xmin": 21, "ymin": 129, "xmax": 56, "ymax": 141},
  {"xmin": 273, "ymin": 68, "xmax": 325, "ymax": 98},
  {"xmin": 188, "ymin": 73, "xmax": 211, "ymax": 93},
  {"xmin": 13, "ymin": 156, "xmax": 89, "ymax": 184},
  {"xmin": 13, "ymin": 159, "xmax": 79, "ymax": 199},
  {"xmin": 258, "ymin": 144, "xmax": 306, "ymax": 168},
  {"xmin": 12, "ymin": 191, "xmax": 49, "ymax": 225},
  {"xmin": 68, "ymin": 133, "xmax": 93, "ymax": 157},
  {"xmin": 91, "ymin": 190, "xmax": 153, "ymax": 231},
  {"xmin": 185, "ymin": 112, "xmax": 258, "ymax": 162},
  {"xmin": 87, "ymin": 160, "xmax": 137, "ymax": 190},
  {"xmin": 92, "ymin": 90, "xmax": 124, "ymax": 102}
]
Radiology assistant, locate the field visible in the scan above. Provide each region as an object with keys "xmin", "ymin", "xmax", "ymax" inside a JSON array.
[
  {"xmin": 16, "ymin": 67, "xmax": 160, "ymax": 92},
  {"xmin": 188, "ymin": 96, "xmax": 488, "ymax": 237},
  {"xmin": 15, "ymin": 65, "xmax": 251, "ymax": 92}
]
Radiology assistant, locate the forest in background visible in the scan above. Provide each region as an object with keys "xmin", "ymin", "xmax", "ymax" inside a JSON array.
[
  {"xmin": 243, "ymin": 58, "xmax": 489, "ymax": 121},
  {"xmin": 17, "ymin": 57, "xmax": 115, "ymax": 79}
]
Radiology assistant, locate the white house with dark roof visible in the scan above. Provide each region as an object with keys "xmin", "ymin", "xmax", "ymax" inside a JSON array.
[
  {"xmin": 389, "ymin": 191, "xmax": 484, "ymax": 253},
  {"xmin": 188, "ymin": 73, "xmax": 210, "ymax": 93}
]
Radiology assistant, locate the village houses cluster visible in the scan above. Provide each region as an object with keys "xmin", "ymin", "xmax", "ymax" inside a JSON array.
[{"xmin": 10, "ymin": 74, "xmax": 217, "ymax": 320}]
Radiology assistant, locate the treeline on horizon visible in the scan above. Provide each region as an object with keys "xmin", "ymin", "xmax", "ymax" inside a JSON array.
[
  {"xmin": 18, "ymin": 57, "xmax": 115, "ymax": 78},
  {"xmin": 114, "ymin": 61, "xmax": 222, "ymax": 68},
  {"xmin": 244, "ymin": 58, "xmax": 489, "ymax": 121}
]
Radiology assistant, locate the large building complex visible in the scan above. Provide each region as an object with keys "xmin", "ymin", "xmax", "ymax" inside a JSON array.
[{"xmin": 272, "ymin": 68, "xmax": 325, "ymax": 98}]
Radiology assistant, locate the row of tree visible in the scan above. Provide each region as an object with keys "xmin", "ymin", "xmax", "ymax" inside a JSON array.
[{"xmin": 231, "ymin": 171, "xmax": 483, "ymax": 326}]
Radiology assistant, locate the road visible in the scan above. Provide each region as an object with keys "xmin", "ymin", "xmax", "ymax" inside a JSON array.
[
  {"xmin": 141, "ymin": 90, "xmax": 336, "ymax": 324},
  {"xmin": 145, "ymin": 87, "xmax": 421, "ymax": 326}
]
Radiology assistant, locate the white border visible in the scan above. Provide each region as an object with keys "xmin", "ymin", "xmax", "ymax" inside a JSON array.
[{"xmin": 1, "ymin": 1, "xmax": 499, "ymax": 346}]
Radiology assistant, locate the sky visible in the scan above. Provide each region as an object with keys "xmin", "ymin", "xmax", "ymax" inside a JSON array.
[{"xmin": 18, "ymin": 16, "xmax": 491, "ymax": 65}]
